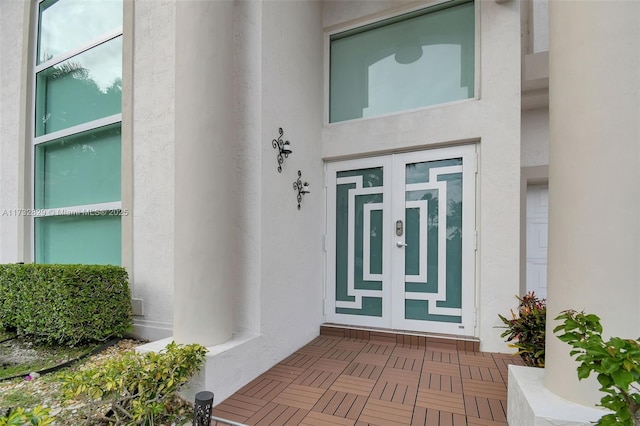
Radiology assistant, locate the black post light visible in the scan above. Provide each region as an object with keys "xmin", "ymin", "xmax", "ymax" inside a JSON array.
[{"xmin": 193, "ymin": 391, "xmax": 214, "ymax": 426}]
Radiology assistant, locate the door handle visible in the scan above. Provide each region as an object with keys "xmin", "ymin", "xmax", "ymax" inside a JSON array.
[{"xmin": 396, "ymin": 241, "xmax": 408, "ymax": 247}]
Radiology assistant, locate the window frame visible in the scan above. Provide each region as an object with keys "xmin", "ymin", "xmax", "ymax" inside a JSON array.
[
  {"xmin": 323, "ymin": 0, "xmax": 480, "ymax": 125},
  {"xmin": 30, "ymin": 0, "xmax": 123, "ymax": 263}
]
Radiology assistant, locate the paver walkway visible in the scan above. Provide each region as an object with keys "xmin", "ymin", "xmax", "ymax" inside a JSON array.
[{"xmin": 211, "ymin": 334, "xmax": 524, "ymax": 425}]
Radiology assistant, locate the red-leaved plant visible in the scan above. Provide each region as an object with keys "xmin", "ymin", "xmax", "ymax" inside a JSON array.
[{"xmin": 498, "ymin": 292, "xmax": 546, "ymax": 367}]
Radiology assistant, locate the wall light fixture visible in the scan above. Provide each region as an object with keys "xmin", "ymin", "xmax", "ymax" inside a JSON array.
[
  {"xmin": 293, "ymin": 170, "xmax": 310, "ymax": 210},
  {"xmin": 271, "ymin": 127, "xmax": 292, "ymax": 173}
]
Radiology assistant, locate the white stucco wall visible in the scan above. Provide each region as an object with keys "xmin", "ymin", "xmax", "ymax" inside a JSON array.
[
  {"xmin": 173, "ymin": 0, "xmax": 237, "ymax": 346},
  {"xmin": 192, "ymin": 0, "xmax": 323, "ymax": 403},
  {"xmin": 129, "ymin": 0, "xmax": 176, "ymax": 341},
  {"xmin": 321, "ymin": 0, "xmax": 521, "ymax": 353},
  {"xmin": 145, "ymin": 0, "xmax": 325, "ymax": 404},
  {"xmin": 231, "ymin": 0, "xmax": 263, "ymax": 337},
  {"xmin": 323, "ymin": 0, "xmax": 414, "ymax": 28},
  {"xmin": 522, "ymin": 108, "xmax": 549, "ymax": 167},
  {"xmin": 213, "ymin": 0, "xmax": 324, "ymax": 401},
  {"xmin": 259, "ymin": 0, "xmax": 324, "ymax": 352},
  {"xmin": 0, "ymin": 0, "xmax": 30, "ymax": 264}
]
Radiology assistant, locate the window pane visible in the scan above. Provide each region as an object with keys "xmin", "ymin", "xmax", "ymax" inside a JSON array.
[
  {"xmin": 35, "ymin": 215, "xmax": 121, "ymax": 265},
  {"xmin": 330, "ymin": 1, "xmax": 475, "ymax": 123},
  {"xmin": 35, "ymin": 37, "xmax": 122, "ymax": 136},
  {"xmin": 35, "ymin": 125, "xmax": 121, "ymax": 209},
  {"xmin": 38, "ymin": 0, "xmax": 123, "ymax": 64}
]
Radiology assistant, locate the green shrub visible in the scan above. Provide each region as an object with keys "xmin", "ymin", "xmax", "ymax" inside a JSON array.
[
  {"xmin": 0, "ymin": 264, "xmax": 132, "ymax": 345},
  {"xmin": 61, "ymin": 342, "xmax": 208, "ymax": 425},
  {"xmin": 555, "ymin": 310, "xmax": 640, "ymax": 426},
  {"xmin": 498, "ymin": 292, "xmax": 546, "ymax": 367},
  {"xmin": 0, "ymin": 265, "xmax": 28, "ymax": 330},
  {"xmin": 0, "ymin": 406, "xmax": 54, "ymax": 426}
]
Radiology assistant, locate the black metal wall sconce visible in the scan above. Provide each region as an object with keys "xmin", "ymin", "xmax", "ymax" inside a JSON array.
[
  {"xmin": 271, "ymin": 127, "xmax": 292, "ymax": 173},
  {"xmin": 293, "ymin": 170, "xmax": 310, "ymax": 210}
]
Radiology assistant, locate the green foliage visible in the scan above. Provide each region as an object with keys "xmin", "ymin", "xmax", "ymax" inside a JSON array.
[
  {"xmin": 0, "ymin": 264, "xmax": 132, "ymax": 345},
  {"xmin": 554, "ymin": 310, "xmax": 640, "ymax": 426},
  {"xmin": 0, "ymin": 406, "xmax": 54, "ymax": 426},
  {"xmin": 498, "ymin": 292, "xmax": 546, "ymax": 367},
  {"xmin": 61, "ymin": 342, "xmax": 208, "ymax": 425},
  {"xmin": 0, "ymin": 390, "xmax": 40, "ymax": 410},
  {"xmin": 0, "ymin": 338, "xmax": 102, "ymax": 380}
]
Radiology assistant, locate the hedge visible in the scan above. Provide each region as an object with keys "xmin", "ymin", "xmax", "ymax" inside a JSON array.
[{"xmin": 0, "ymin": 264, "xmax": 132, "ymax": 345}]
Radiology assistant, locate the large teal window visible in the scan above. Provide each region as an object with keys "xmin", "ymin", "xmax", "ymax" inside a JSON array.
[
  {"xmin": 33, "ymin": 0, "xmax": 123, "ymax": 266},
  {"xmin": 35, "ymin": 37, "xmax": 122, "ymax": 136},
  {"xmin": 330, "ymin": 0, "xmax": 475, "ymax": 123},
  {"xmin": 35, "ymin": 215, "xmax": 122, "ymax": 265},
  {"xmin": 37, "ymin": 0, "xmax": 122, "ymax": 64},
  {"xmin": 35, "ymin": 125, "xmax": 121, "ymax": 209}
]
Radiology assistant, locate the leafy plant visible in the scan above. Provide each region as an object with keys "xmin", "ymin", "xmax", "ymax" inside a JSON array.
[
  {"xmin": 498, "ymin": 292, "xmax": 546, "ymax": 367},
  {"xmin": 0, "ymin": 406, "xmax": 54, "ymax": 426},
  {"xmin": 0, "ymin": 264, "xmax": 132, "ymax": 345},
  {"xmin": 61, "ymin": 341, "xmax": 207, "ymax": 425},
  {"xmin": 554, "ymin": 310, "xmax": 640, "ymax": 426}
]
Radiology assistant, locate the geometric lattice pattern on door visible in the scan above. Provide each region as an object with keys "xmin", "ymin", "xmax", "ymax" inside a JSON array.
[
  {"xmin": 335, "ymin": 167, "xmax": 384, "ymax": 317},
  {"xmin": 326, "ymin": 146, "xmax": 476, "ymax": 335},
  {"xmin": 403, "ymin": 159, "xmax": 463, "ymax": 323}
]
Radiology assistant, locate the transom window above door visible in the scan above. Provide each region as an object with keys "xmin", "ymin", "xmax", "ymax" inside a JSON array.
[{"xmin": 329, "ymin": 0, "xmax": 475, "ymax": 123}]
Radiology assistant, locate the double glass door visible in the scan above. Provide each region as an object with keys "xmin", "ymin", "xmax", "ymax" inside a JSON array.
[{"xmin": 325, "ymin": 145, "xmax": 477, "ymax": 335}]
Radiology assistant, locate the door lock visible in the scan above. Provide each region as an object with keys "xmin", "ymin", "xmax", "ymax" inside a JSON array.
[{"xmin": 395, "ymin": 220, "xmax": 404, "ymax": 236}]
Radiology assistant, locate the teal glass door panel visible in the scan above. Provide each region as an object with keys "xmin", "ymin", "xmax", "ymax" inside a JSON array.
[
  {"xmin": 403, "ymin": 158, "xmax": 463, "ymax": 323},
  {"xmin": 335, "ymin": 167, "xmax": 385, "ymax": 317}
]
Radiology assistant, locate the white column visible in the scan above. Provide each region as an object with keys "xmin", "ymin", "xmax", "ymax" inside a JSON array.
[
  {"xmin": 0, "ymin": 0, "xmax": 31, "ymax": 264},
  {"xmin": 545, "ymin": 0, "xmax": 640, "ymax": 406},
  {"xmin": 173, "ymin": 0, "xmax": 235, "ymax": 346},
  {"xmin": 231, "ymin": 0, "xmax": 262, "ymax": 335}
]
